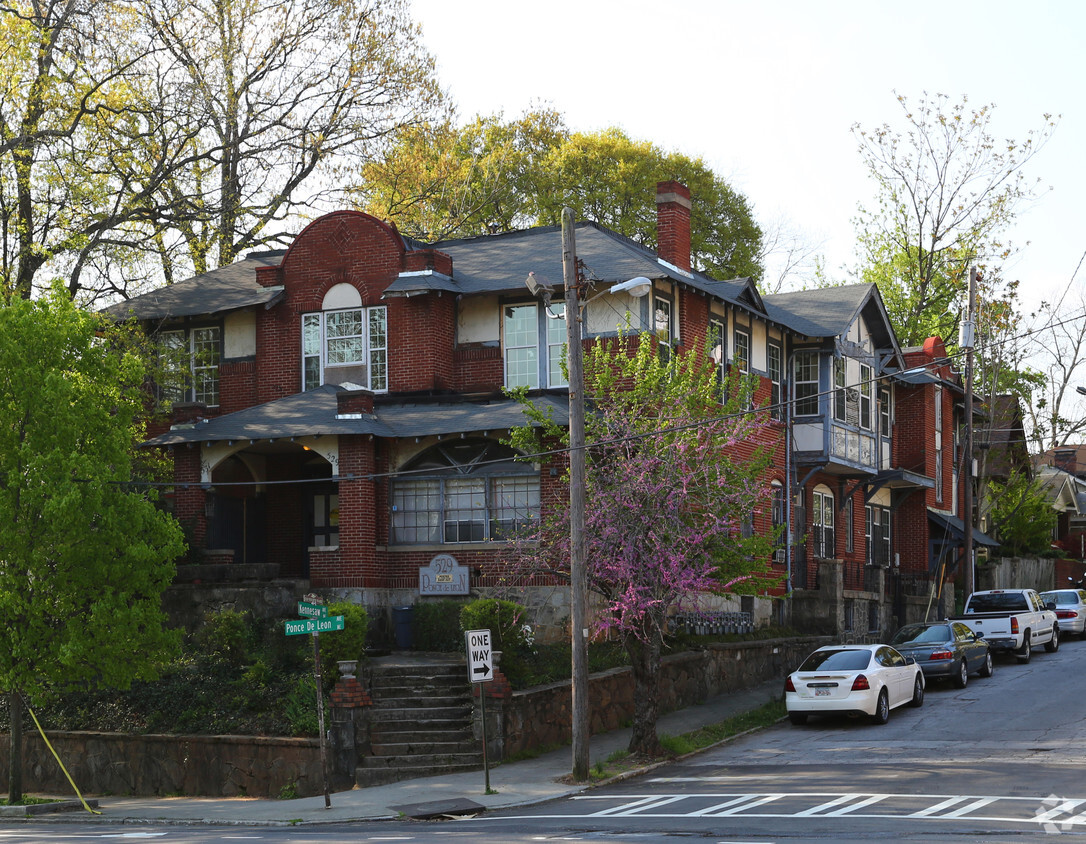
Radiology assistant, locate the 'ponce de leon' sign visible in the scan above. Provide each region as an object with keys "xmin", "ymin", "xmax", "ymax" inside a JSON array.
[{"xmin": 419, "ymin": 554, "xmax": 469, "ymax": 595}]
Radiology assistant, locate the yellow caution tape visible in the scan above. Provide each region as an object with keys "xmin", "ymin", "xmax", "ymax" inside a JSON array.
[{"xmin": 24, "ymin": 699, "xmax": 102, "ymax": 815}]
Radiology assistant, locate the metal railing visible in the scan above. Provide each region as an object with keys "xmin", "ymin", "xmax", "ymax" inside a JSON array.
[{"xmin": 670, "ymin": 611, "xmax": 754, "ymax": 636}]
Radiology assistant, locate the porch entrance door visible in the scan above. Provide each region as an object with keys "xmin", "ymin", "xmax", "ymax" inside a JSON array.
[{"xmin": 304, "ymin": 489, "xmax": 339, "ymax": 576}]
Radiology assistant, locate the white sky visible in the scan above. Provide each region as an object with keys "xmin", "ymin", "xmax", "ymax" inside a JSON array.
[{"xmin": 409, "ymin": 0, "xmax": 1085, "ymax": 310}]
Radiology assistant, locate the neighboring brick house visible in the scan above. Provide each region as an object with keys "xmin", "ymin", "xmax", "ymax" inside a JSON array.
[{"xmin": 107, "ymin": 181, "xmax": 986, "ymax": 633}]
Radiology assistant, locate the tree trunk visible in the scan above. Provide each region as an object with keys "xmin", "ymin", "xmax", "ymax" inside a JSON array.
[
  {"xmin": 8, "ymin": 692, "xmax": 23, "ymax": 804},
  {"xmin": 624, "ymin": 634, "xmax": 664, "ymax": 757}
]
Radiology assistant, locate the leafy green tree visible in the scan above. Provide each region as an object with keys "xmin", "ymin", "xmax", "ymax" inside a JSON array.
[
  {"xmin": 0, "ymin": 289, "xmax": 185, "ymax": 801},
  {"xmin": 508, "ymin": 334, "xmax": 777, "ymax": 757},
  {"xmin": 851, "ymin": 92, "xmax": 1055, "ymax": 346},
  {"xmin": 359, "ymin": 114, "xmax": 765, "ymax": 281},
  {"xmin": 987, "ymin": 472, "xmax": 1056, "ymax": 556}
]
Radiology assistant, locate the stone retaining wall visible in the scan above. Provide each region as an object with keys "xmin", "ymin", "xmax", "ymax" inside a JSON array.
[
  {"xmin": 498, "ymin": 637, "xmax": 826, "ymax": 757},
  {"xmin": 0, "ymin": 732, "xmax": 322, "ymax": 798}
]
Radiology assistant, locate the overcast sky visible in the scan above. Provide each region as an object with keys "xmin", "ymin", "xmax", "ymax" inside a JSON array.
[{"xmin": 409, "ymin": 0, "xmax": 1084, "ymax": 312}]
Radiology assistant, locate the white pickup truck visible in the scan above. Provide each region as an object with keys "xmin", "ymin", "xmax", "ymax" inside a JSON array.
[{"xmin": 951, "ymin": 588, "xmax": 1060, "ymax": 664}]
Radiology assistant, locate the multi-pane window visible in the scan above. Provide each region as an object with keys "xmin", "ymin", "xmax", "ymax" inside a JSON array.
[
  {"xmin": 879, "ymin": 387, "xmax": 892, "ymax": 436},
  {"xmin": 504, "ymin": 303, "xmax": 566, "ymax": 389},
  {"xmin": 654, "ymin": 294, "xmax": 673, "ymax": 362},
  {"xmin": 812, "ymin": 487, "xmax": 835, "ymax": 559},
  {"xmin": 390, "ymin": 440, "xmax": 540, "ymax": 544},
  {"xmin": 845, "ymin": 498, "xmax": 854, "ymax": 552},
  {"xmin": 504, "ymin": 304, "xmax": 538, "ymax": 387},
  {"xmin": 303, "ymin": 306, "xmax": 387, "ymax": 392},
  {"xmin": 768, "ymin": 342, "xmax": 782, "ymax": 420},
  {"xmin": 771, "ymin": 481, "xmax": 786, "ymax": 561},
  {"xmin": 708, "ymin": 318, "xmax": 726, "ymax": 398},
  {"xmin": 794, "ymin": 351, "xmax": 819, "ymax": 416},
  {"xmin": 159, "ymin": 326, "xmax": 221, "ymax": 406},
  {"xmin": 547, "ymin": 304, "xmax": 567, "ymax": 387},
  {"xmin": 859, "ymin": 363, "xmax": 873, "ymax": 430},
  {"xmin": 733, "ymin": 329, "xmax": 750, "ymax": 373},
  {"xmin": 866, "ymin": 504, "xmax": 891, "ymax": 565},
  {"xmin": 934, "ymin": 385, "xmax": 944, "ymax": 503},
  {"xmin": 833, "ymin": 357, "xmax": 846, "ymax": 421}
]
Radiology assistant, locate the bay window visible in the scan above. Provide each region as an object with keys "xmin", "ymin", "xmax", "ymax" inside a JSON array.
[{"xmin": 391, "ymin": 440, "xmax": 540, "ymax": 544}]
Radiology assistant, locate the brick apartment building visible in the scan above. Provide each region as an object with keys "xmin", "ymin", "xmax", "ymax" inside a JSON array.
[{"xmin": 107, "ymin": 182, "xmax": 990, "ymax": 635}]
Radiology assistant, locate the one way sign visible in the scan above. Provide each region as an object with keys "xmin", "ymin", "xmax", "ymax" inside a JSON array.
[{"xmin": 465, "ymin": 628, "xmax": 493, "ymax": 683}]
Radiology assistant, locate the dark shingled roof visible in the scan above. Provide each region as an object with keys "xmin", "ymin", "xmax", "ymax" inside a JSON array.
[
  {"xmin": 144, "ymin": 385, "xmax": 568, "ymax": 446},
  {"xmin": 106, "ymin": 218, "xmax": 768, "ymax": 321},
  {"xmin": 103, "ymin": 251, "xmax": 286, "ymax": 321}
]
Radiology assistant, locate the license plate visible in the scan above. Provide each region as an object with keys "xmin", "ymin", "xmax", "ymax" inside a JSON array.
[{"xmin": 815, "ymin": 688, "xmax": 831, "ymax": 696}]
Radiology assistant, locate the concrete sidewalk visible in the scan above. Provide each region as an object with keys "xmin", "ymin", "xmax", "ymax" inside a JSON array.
[{"xmin": 32, "ymin": 677, "xmax": 784, "ymax": 826}]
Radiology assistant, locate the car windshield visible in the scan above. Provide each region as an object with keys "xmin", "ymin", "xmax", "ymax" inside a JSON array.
[
  {"xmin": 798, "ymin": 649, "xmax": 871, "ymax": 672},
  {"xmin": 890, "ymin": 625, "xmax": 949, "ymax": 646},
  {"xmin": 1041, "ymin": 591, "xmax": 1077, "ymax": 606},
  {"xmin": 966, "ymin": 593, "xmax": 1028, "ymax": 612}
]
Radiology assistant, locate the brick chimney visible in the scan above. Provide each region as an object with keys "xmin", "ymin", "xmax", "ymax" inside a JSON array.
[
  {"xmin": 656, "ymin": 180, "xmax": 692, "ymax": 272},
  {"xmin": 1055, "ymin": 448, "xmax": 1079, "ymax": 475}
]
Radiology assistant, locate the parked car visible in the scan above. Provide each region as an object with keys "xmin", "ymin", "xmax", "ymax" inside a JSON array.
[
  {"xmin": 949, "ymin": 588, "xmax": 1060, "ymax": 663},
  {"xmin": 784, "ymin": 644, "xmax": 924, "ymax": 726},
  {"xmin": 1038, "ymin": 588, "xmax": 1086, "ymax": 638},
  {"xmin": 889, "ymin": 621, "xmax": 993, "ymax": 688}
]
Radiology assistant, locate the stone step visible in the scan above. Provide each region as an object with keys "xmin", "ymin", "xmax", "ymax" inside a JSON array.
[
  {"xmin": 370, "ymin": 665, "xmax": 466, "ymax": 680},
  {"xmin": 370, "ymin": 716, "xmax": 474, "ymax": 733},
  {"xmin": 370, "ymin": 694, "xmax": 471, "ymax": 710},
  {"xmin": 355, "ymin": 760, "xmax": 482, "ymax": 788},
  {"xmin": 369, "ymin": 673, "xmax": 471, "ymax": 686},
  {"xmin": 369, "ymin": 705, "xmax": 472, "ymax": 722},
  {"xmin": 359, "ymin": 750, "xmax": 483, "ymax": 770},
  {"xmin": 370, "ymin": 739, "xmax": 478, "ymax": 757}
]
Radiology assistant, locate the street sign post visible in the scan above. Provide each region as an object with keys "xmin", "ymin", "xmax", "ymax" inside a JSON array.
[
  {"xmin": 464, "ymin": 628, "xmax": 494, "ymax": 792},
  {"xmin": 297, "ymin": 601, "xmax": 329, "ymax": 619},
  {"xmin": 465, "ymin": 628, "xmax": 494, "ymax": 683},
  {"xmin": 285, "ymin": 616, "xmax": 344, "ymax": 636},
  {"xmin": 285, "ymin": 596, "xmax": 345, "ymax": 809}
]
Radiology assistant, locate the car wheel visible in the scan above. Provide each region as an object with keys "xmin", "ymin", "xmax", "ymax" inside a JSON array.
[
  {"xmin": 871, "ymin": 689, "xmax": 890, "ymax": 725},
  {"xmin": 1017, "ymin": 633, "xmax": 1032, "ymax": 664},
  {"xmin": 1045, "ymin": 626, "xmax": 1060, "ymax": 653},
  {"xmin": 788, "ymin": 712, "xmax": 808, "ymax": 726},
  {"xmin": 909, "ymin": 674, "xmax": 924, "ymax": 707},
  {"xmin": 953, "ymin": 658, "xmax": 969, "ymax": 689},
  {"xmin": 978, "ymin": 651, "xmax": 994, "ymax": 678}
]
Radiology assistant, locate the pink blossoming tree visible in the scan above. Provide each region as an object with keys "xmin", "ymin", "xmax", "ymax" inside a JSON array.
[{"xmin": 510, "ymin": 332, "xmax": 779, "ymax": 756}]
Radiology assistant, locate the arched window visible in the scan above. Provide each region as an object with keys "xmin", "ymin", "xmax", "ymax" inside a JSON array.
[
  {"xmin": 391, "ymin": 439, "xmax": 540, "ymax": 544},
  {"xmin": 812, "ymin": 485, "xmax": 835, "ymax": 559},
  {"xmin": 302, "ymin": 283, "xmax": 387, "ymax": 392}
]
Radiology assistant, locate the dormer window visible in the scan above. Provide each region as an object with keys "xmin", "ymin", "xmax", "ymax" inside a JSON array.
[{"xmin": 302, "ymin": 283, "xmax": 387, "ymax": 391}]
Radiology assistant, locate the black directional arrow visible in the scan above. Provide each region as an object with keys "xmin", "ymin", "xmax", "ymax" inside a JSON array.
[{"xmin": 473, "ymin": 664, "xmax": 490, "ymax": 676}]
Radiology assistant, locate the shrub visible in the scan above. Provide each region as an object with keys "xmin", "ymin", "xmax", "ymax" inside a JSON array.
[
  {"xmin": 318, "ymin": 602, "xmax": 368, "ymax": 687},
  {"xmin": 459, "ymin": 599, "xmax": 531, "ymax": 653},
  {"xmin": 194, "ymin": 609, "xmax": 256, "ymax": 668},
  {"xmin": 413, "ymin": 599, "xmax": 467, "ymax": 652}
]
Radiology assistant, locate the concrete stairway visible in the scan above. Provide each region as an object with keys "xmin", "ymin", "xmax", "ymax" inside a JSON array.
[{"xmin": 356, "ymin": 658, "xmax": 483, "ymax": 787}]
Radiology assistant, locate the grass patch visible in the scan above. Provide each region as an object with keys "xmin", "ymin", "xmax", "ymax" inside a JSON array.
[
  {"xmin": 0, "ymin": 796, "xmax": 56, "ymax": 806},
  {"xmin": 588, "ymin": 698, "xmax": 786, "ymax": 780}
]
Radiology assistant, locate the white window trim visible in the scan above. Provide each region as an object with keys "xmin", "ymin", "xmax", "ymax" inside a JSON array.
[{"xmin": 302, "ymin": 305, "xmax": 388, "ymax": 392}]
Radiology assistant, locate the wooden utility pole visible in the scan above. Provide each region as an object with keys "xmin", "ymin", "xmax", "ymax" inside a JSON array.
[
  {"xmin": 962, "ymin": 267, "xmax": 978, "ymax": 601},
  {"xmin": 561, "ymin": 207, "xmax": 589, "ymax": 782}
]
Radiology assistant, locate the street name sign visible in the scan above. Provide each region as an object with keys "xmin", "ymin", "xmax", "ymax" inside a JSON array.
[
  {"xmin": 297, "ymin": 601, "xmax": 329, "ymax": 619},
  {"xmin": 285, "ymin": 616, "xmax": 344, "ymax": 636},
  {"xmin": 465, "ymin": 628, "xmax": 493, "ymax": 683}
]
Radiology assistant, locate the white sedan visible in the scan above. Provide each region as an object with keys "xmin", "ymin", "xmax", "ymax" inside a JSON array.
[
  {"xmin": 1039, "ymin": 588, "xmax": 1086, "ymax": 637},
  {"xmin": 785, "ymin": 644, "xmax": 925, "ymax": 726}
]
